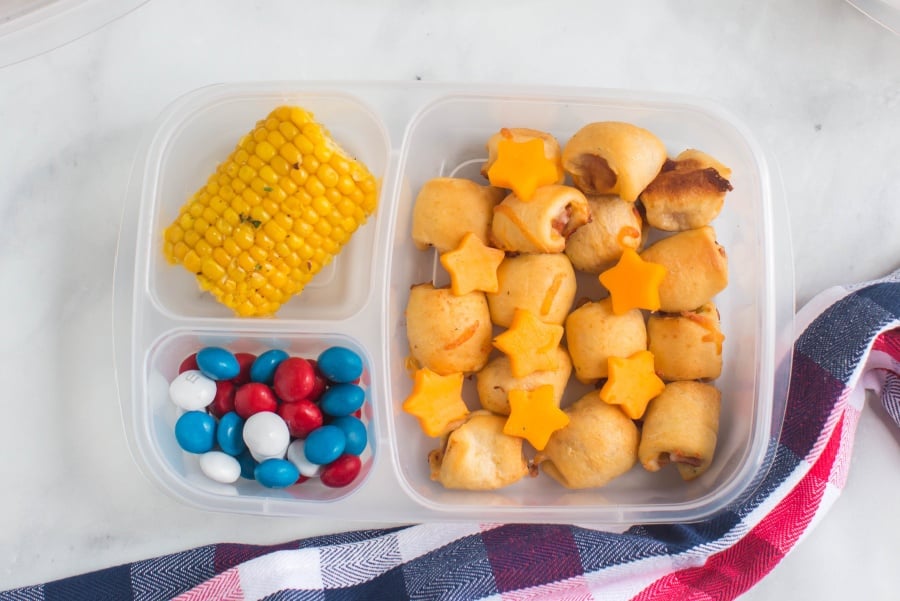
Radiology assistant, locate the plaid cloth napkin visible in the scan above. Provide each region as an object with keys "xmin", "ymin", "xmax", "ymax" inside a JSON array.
[{"xmin": 6, "ymin": 270, "xmax": 900, "ymax": 601}]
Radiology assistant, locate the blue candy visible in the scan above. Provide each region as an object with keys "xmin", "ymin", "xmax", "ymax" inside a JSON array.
[
  {"xmin": 216, "ymin": 411, "xmax": 245, "ymax": 456},
  {"xmin": 255, "ymin": 458, "xmax": 300, "ymax": 488},
  {"xmin": 330, "ymin": 416, "xmax": 368, "ymax": 456},
  {"xmin": 319, "ymin": 383, "xmax": 365, "ymax": 417},
  {"xmin": 303, "ymin": 425, "xmax": 346, "ymax": 465},
  {"xmin": 250, "ymin": 349, "xmax": 289, "ymax": 384},
  {"xmin": 317, "ymin": 346, "xmax": 363, "ymax": 384},
  {"xmin": 236, "ymin": 448, "xmax": 257, "ymax": 480},
  {"xmin": 175, "ymin": 411, "xmax": 216, "ymax": 454},
  {"xmin": 196, "ymin": 346, "xmax": 240, "ymax": 381}
]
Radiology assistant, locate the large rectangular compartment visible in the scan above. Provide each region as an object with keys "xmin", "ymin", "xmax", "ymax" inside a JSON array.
[{"xmin": 114, "ymin": 81, "xmax": 792, "ymax": 525}]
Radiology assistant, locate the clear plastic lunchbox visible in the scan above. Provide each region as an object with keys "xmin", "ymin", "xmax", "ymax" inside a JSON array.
[{"xmin": 114, "ymin": 81, "xmax": 794, "ymax": 525}]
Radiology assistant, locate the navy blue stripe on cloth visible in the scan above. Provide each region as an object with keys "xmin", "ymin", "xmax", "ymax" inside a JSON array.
[
  {"xmin": 324, "ymin": 566, "xmax": 406, "ymax": 601},
  {"xmin": 401, "ymin": 530, "xmax": 496, "ymax": 600},
  {"xmin": 0, "ymin": 585, "xmax": 42, "ymax": 601},
  {"xmin": 131, "ymin": 545, "xmax": 216, "ymax": 601},
  {"xmin": 857, "ymin": 281, "xmax": 900, "ymax": 316},
  {"xmin": 795, "ymin": 291, "xmax": 896, "ymax": 384},
  {"xmin": 43, "ymin": 564, "xmax": 132, "ymax": 601},
  {"xmin": 572, "ymin": 527, "xmax": 668, "ymax": 571},
  {"xmin": 779, "ymin": 351, "xmax": 844, "ymax": 459}
]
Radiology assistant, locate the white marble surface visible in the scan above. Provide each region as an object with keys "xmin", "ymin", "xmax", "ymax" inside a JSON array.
[{"xmin": 1, "ymin": 0, "xmax": 899, "ymax": 597}]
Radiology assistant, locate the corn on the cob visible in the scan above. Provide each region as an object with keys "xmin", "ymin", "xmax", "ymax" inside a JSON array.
[{"xmin": 162, "ymin": 105, "xmax": 378, "ymax": 317}]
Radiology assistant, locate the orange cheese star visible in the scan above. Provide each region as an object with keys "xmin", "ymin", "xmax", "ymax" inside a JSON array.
[
  {"xmin": 487, "ymin": 133, "xmax": 562, "ymax": 201},
  {"xmin": 439, "ymin": 232, "xmax": 506, "ymax": 295},
  {"xmin": 503, "ymin": 385, "xmax": 570, "ymax": 450},
  {"xmin": 493, "ymin": 308, "xmax": 564, "ymax": 378},
  {"xmin": 599, "ymin": 350, "xmax": 666, "ymax": 420},
  {"xmin": 598, "ymin": 248, "xmax": 667, "ymax": 315},
  {"xmin": 402, "ymin": 368, "xmax": 470, "ymax": 437}
]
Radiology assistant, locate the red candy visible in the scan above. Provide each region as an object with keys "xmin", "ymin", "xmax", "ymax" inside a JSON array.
[
  {"xmin": 321, "ymin": 454, "xmax": 362, "ymax": 488},
  {"xmin": 234, "ymin": 382, "xmax": 278, "ymax": 418},
  {"xmin": 273, "ymin": 357, "xmax": 316, "ymax": 403},
  {"xmin": 277, "ymin": 398, "xmax": 323, "ymax": 438},
  {"xmin": 208, "ymin": 380, "xmax": 236, "ymax": 418},
  {"xmin": 307, "ymin": 360, "xmax": 328, "ymax": 403},
  {"xmin": 233, "ymin": 352, "xmax": 257, "ymax": 386},
  {"xmin": 179, "ymin": 353, "xmax": 199, "ymax": 374}
]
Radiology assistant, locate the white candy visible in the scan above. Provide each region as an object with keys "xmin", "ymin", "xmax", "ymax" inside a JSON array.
[
  {"xmin": 168, "ymin": 370, "xmax": 217, "ymax": 411},
  {"xmin": 199, "ymin": 451, "xmax": 241, "ymax": 484},
  {"xmin": 286, "ymin": 439, "xmax": 323, "ymax": 478},
  {"xmin": 243, "ymin": 411, "xmax": 290, "ymax": 459}
]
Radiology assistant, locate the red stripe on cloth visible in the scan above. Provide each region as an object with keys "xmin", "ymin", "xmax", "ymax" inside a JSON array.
[
  {"xmin": 631, "ymin": 413, "xmax": 845, "ymax": 601},
  {"xmin": 173, "ymin": 568, "xmax": 243, "ymax": 601},
  {"xmin": 871, "ymin": 328, "xmax": 900, "ymax": 359}
]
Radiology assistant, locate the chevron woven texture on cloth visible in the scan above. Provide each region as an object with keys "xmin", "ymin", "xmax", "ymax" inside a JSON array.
[{"xmin": 4, "ymin": 270, "xmax": 900, "ymax": 601}]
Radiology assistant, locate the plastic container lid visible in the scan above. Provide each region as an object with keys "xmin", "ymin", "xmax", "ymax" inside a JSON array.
[
  {"xmin": 847, "ymin": 0, "xmax": 900, "ymax": 34},
  {"xmin": 0, "ymin": 0, "xmax": 148, "ymax": 68}
]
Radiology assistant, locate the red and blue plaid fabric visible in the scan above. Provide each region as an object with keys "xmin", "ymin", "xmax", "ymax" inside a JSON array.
[{"xmin": 5, "ymin": 271, "xmax": 900, "ymax": 601}]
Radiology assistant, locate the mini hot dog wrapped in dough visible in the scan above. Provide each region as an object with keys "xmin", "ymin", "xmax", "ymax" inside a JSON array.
[
  {"xmin": 534, "ymin": 391, "xmax": 639, "ymax": 489},
  {"xmin": 406, "ymin": 283, "xmax": 493, "ymax": 375},
  {"xmin": 486, "ymin": 253, "xmax": 577, "ymax": 327},
  {"xmin": 476, "ymin": 347, "xmax": 572, "ymax": 415},
  {"xmin": 648, "ymin": 302, "xmax": 724, "ymax": 381},
  {"xmin": 640, "ymin": 149, "xmax": 734, "ymax": 231},
  {"xmin": 638, "ymin": 381, "xmax": 721, "ymax": 481},
  {"xmin": 428, "ymin": 412, "xmax": 531, "ymax": 490},
  {"xmin": 561, "ymin": 122, "xmax": 667, "ymax": 202},
  {"xmin": 639, "ymin": 226, "xmax": 728, "ymax": 313},
  {"xmin": 564, "ymin": 297, "xmax": 646, "ymax": 383},
  {"xmin": 481, "ymin": 127, "xmax": 565, "ymax": 181},
  {"xmin": 490, "ymin": 185, "xmax": 591, "ymax": 254},
  {"xmin": 412, "ymin": 177, "xmax": 506, "ymax": 252},
  {"xmin": 564, "ymin": 194, "xmax": 645, "ymax": 274}
]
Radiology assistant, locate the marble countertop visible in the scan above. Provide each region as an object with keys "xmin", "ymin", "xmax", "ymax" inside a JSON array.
[{"xmin": 1, "ymin": 0, "xmax": 899, "ymax": 597}]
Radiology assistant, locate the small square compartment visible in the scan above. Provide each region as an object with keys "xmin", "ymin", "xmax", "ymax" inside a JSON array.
[
  {"xmin": 136, "ymin": 329, "xmax": 377, "ymax": 512},
  {"xmin": 139, "ymin": 89, "xmax": 391, "ymax": 322}
]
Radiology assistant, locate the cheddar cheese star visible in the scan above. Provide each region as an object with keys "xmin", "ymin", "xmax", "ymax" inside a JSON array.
[
  {"xmin": 493, "ymin": 308, "xmax": 564, "ymax": 378},
  {"xmin": 599, "ymin": 350, "xmax": 666, "ymax": 420},
  {"xmin": 503, "ymin": 385, "xmax": 570, "ymax": 451},
  {"xmin": 598, "ymin": 248, "xmax": 667, "ymax": 315},
  {"xmin": 487, "ymin": 132, "xmax": 563, "ymax": 201},
  {"xmin": 439, "ymin": 232, "xmax": 506, "ymax": 295},
  {"xmin": 402, "ymin": 368, "xmax": 470, "ymax": 437}
]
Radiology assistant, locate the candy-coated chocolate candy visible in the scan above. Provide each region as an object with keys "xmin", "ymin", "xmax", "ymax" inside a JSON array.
[
  {"xmin": 236, "ymin": 449, "xmax": 257, "ymax": 480},
  {"xmin": 273, "ymin": 357, "xmax": 316, "ymax": 402},
  {"xmin": 307, "ymin": 360, "xmax": 328, "ymax": 402},
  {"xmin": 330, "ymin": 416, "xmax": 368, "ymax": 456},
  {"xmin": 199, "ymin": 451, "xmax": 241, "ymax": 484},
  {"xmin": 320, "ymin": 454, "xmax": 362, "ymax": 488},
  {"xmin": 233, "ymin": 352, "xmax": 257, "ymax": 386},
  {"xmin": 196, "ymin": 347, "xmax": 240, "ymax": 381},
  {"xmin": 179, "ymin": 353, "xmax": 199, "ymax": 374},
  {"xmin": 169, "ymin": 370, "xmax": 217, "ymax": 411},
  {"xmin": 250, "ymin": 349, "xmax": 289, "ymax": 384},
  {"xmin": 317, "ymin": 346, "xmax": 363, "ymax": 384},
  {"xmin": 175, "ymin": 411, "xmax": 216, "ymax": 454},
  {"xmin": 233, "ymin": 382, "xmax": 277, "ymax": 418},
  {"xmin": 303, "ymin": 425, "xmax": 346, "ymax": 465},
  {"xmin": 286, "ymin": 439, "xmax": 323, "ymax": 478},
  {"xmin": 277, "ymin": 398, "xmax": 323, "ymax": 439},
  {"xmin": 216, "ymin": 411, "xmax": 245, "ymax": 456},
  {"xmin": 242, "ymin": 411, "xmax": 290, "ymax": 460},
  {"xmin": 255, "ymin": 458, "xmax": 300, "ymax": 489},
  {"xmin": 208, "ymin": 380, "xmax": 236, "ymax": 418},
  {"xmin": 319, "ymin": 383, "xmax": 365, "ymax": 417}
]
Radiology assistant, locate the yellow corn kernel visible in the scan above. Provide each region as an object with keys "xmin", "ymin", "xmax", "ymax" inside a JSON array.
[{"xmin": 161, "ymin": 105, "xmax": 379, "ymax": 317}]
